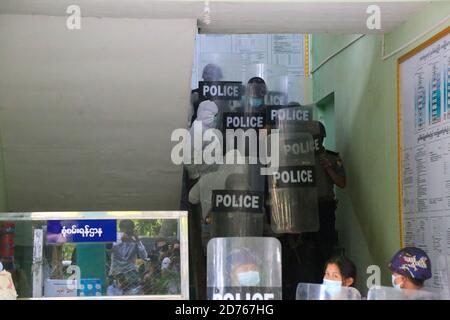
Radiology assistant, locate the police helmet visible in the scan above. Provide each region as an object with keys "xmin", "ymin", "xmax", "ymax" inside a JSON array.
[
  {"xmin": 318, "ymin": 121, "xmax": 327, "ymax": 138},
  {"xmin": 202, "ymin": 64, "xmax": 223, "ymax": 81}
]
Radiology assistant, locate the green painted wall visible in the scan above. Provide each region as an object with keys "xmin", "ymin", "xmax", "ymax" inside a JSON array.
[
  {"xmin": 316, "ymin": 93, "xmax": 336, "ymax": 150},
  {"xmin": 311, "ymin": 2, "xmax": 450, "ymax": 294}
]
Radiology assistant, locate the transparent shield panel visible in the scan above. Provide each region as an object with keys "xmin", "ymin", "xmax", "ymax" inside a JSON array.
[
  {"xmin": 367, "ymin": 286, "xmax": 443, "ymax": 300},
  {"xmin": 197, "ymin": 53, "xmax": 244, "ymax": 131},
  {"xmin": 209, "ymin": 163, "xmax": 265, "ymax": 238},
  {"xmin": 207, "ymin": 237, "xmax": 282, "ymax": 300},
  {"xmin": 197, "ymin": 149, "xmax": 265, "ymax": 238},
  {"xmin": 0, "ymin": 212, "xmax": 188, "ymax": 299},
  {"xmin": 244, "ymin": 64, "xmax": 289, "ymax": 107},
  {"xmin": 266, "ymin": 104, "xmax": 315, "ymax": 131},
  {"xmin": 269, "ymin": 129, "xmax": 319, "ymax": 233},
  {"xmin": 296, "ymin": 283, "xmax": 361, "ymax": 300},
  {"xmin": 198, "ymin": 53, "xmax": 242, "ymax": 82},
  {"xmin": 198, "ymin": 158, "xmax": 248, "ymax": 222}
]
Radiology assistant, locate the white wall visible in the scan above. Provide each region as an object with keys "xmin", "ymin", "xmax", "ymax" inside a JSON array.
[{"xmin": 0, "ymin": 15, "xmax": 196, "ymax": 211}]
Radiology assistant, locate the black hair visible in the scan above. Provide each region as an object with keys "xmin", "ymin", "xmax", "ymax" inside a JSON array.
[
  {"xmin": 325, "ymin": 255, "xmax": 357, "ymax": 287},
  {"xmin": 246, "ymin": 77, "xmax": 267, "ymax": 98},
  {"xmin": 406, "ymin": 276, "xmax": 425, "ymax": 287},
  {"xmin": 408, "ymin": 277, "xmax": 425, "ymax": 287},
  {"xmin": 247, "ymin": 77, "xmax": 266, "ymax": 85},
  {"xmin": 318, "ymin": 121, "xmax": 326, "ymax": 137},
  {"xmin": 119, "ymin": 219, "xmax": 135, "ymax": 232},
  {"xmin": 114, "ymin": 273, "xmax": 126, "ymax": 283}
]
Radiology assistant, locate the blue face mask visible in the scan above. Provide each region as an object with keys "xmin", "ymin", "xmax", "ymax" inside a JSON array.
[
  {"xmin": 249, "ymin": 97, "xmax": 264, "ymax": 108},
  {"xmin": 237, "ymin": 271, "xmax": 260, "ymax": 286},
  {"xmin": 392, "ymin": 275, "xmax": 402, "ymax": 290},
  {"xmin": 323, "ymin": 279, "xmax": 342, "ymax": 296}
]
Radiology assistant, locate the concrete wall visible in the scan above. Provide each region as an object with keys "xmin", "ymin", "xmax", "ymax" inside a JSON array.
[
  {"xmin": 0, "ymin": 15, "xmax": 196, "ymax": 211},
  {"xmin": 0, "ymin": 129, "xmax": 6, "ymax": 211},
  {"xmin": 311, "ymin": 2, "xmax": 450, "ymax": 293}
]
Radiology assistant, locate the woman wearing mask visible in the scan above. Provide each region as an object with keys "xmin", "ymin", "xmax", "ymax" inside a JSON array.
[
  {"xmin": 322, "ymin": 255, "xmax": 358, "ymax": 296},
  {"xmin": 389, "ymin": 247, "xmax": 432, "ymax": 290}
]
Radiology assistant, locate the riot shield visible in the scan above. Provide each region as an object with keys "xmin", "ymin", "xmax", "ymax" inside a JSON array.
[
  {"xmin": 268, "ymin": 121, "xmax": 320, "ymax": 234},
  {"xmin": 244, "ymin": 64, "xmax": 289, "ymax": 108},
  {"xmin": 207, "ymin": 237, "xmax": 282, "ymax": 300},
  {"xmin": 197, "ymin": 53, "xmax": 243, "ymax": 132},
  {"xmin": 196, "ymin": 150, "xmax": 247, "ymax": 221},
  {"xmin": 266, "ymin": 104, "xmax": 315, "ymax": 131},
  {"xmin": 196, "ymin": 150, "xmax": 265, "ymax": 238},
  {"xmin": 367, "ymin": 286, "xmax": 442, "ymax": 300},
  {"xmin": 209, "ymin": 166, "xmax": 265, "ymax": 238},
  {"xmin": 296, "ymin": 283, "xmax": 361, "ymax": 300}
]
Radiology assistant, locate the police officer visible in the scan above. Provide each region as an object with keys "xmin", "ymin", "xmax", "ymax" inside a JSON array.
[
  {"xmin": 313, "ymin": 121, "xmax": 346, "ymax": 282},
  {"xmin": 190, "ymin": 63, "xmax": 224, "ymax": 125},
  {"xmin": 245, "ymin": 77, "xmax": 267, "ymax": 110},
  {"xmin": 183, "ymin": 63, "xmax": 224, "ymax": 299},
  {"xmin": 227, "ymin": 77, "xmax": 267, "ymax": 208},
  {"xmin": 227, "ymin": 247, "xmax": 262, "ymax": 287},
  {"xmin": 208, "ymin": 237, "xmax": 282, "ymax": 300}
]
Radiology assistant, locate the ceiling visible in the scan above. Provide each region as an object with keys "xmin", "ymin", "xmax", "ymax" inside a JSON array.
[{"xmin": 0, "ymin": 0, "xmax": 434, "ymax": 34}]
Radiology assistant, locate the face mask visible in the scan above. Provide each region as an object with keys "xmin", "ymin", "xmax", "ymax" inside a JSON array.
[
  {"xmin": 249, "ymin": 97, "xmax": 264, "ymax": 108},
  {"xmin": 323, "ymin": 279, "xmax": 342, "ymax": 295},
  {"xmin": 237, "ymin": 271, "xmax": 260, "ymax": 286},
  {"xmin": 0, "ymin": 262, "xmax": 3, "ymax": 272},
  {"xmin": 201, "ymin": 114, "xmax": 217, "ymax": 129},
  {"xmin": 392, "ymin": 275, "xmax": 402, "ymax": 290}
]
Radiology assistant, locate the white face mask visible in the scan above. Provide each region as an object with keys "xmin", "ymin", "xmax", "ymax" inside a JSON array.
[
  {"xmin": 323, "ymin": 278, "xmax": 342, "ymax": 295},
  {"xmin": 392, "ymin": 275, "xmax": 402, "ymax": 290}
]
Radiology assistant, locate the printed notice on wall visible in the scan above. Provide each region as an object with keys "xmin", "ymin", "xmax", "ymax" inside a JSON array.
[{"xmin": 399, "ymin": 30, "xmax": 450, "ymax": 293}]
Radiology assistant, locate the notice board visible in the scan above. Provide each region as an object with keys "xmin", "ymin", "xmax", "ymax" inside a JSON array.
[{"xmin": 398, "ymin": 26, "xmax": 450, "ymax": 291}]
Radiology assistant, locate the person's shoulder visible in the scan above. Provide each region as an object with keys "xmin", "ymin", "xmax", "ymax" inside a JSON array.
[
  {"xmin": 326, "ymin": 150, "xmax": 344, "ymax": 166},
  {"xmin": 325, "ymin": 149, "xmax": 340, "ymax": 157}
]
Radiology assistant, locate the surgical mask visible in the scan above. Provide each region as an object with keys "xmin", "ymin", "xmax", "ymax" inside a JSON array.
[
  {"xmin": 323, "ymin": 279, "xmax": 342, "ymax": 296},
  {"xmin": 0, "ymin": 262, "xmax": 3, "ymax": 272},
  {"xmin": 201, "ymin": 114, "xmax": 217, "ymax": 129},
  {"xmin": 237, "ymin": 271, "xmax": 260, "ymax": 286},
  {"xmin": 392, "ymin": 275, "xmax": 402, "ymax": 290},
  {"xmin": 249, "ymin": 97, "xmax": 264, "ymax": 108}
]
